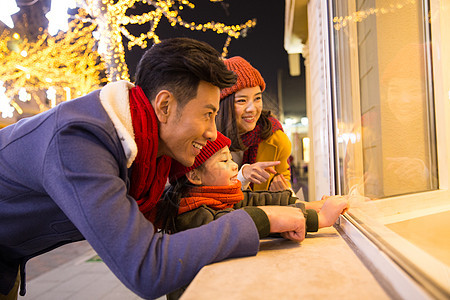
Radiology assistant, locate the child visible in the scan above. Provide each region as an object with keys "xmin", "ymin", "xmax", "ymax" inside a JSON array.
[
  {"xmin": 156, "ymin": 131, "xmax": 349, "ymax": 235},
  {"xmin": 157, "ymin": 132, "xmax": 348, "ymax": 300}
]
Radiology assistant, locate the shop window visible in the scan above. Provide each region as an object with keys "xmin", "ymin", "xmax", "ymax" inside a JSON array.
[{"xmin": 329, "ymin": 0, "xmax": 449, "ymax": 298}]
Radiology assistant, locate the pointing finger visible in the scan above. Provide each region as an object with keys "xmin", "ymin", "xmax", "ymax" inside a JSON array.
[
  {"xmin": 264, "ymin": 167, "xmax": 278, "ymax": 175},
  {"xmin": 258, "ymin": 161, "xmax": 281, "ymax": 168}
]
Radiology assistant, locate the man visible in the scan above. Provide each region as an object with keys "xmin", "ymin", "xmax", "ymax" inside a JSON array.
[{"xmin": 0, "ymin": 38, "xmax": 307, "ymax": 299}]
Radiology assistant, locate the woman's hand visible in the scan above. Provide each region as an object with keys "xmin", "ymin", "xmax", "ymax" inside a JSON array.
[
  {"xmin": 269, "ymin": 173, "xmax": 290, "ymax": 192},
  {"xmin": 242, "ymin": 161, "xmax": 280, "ymax": 185}
]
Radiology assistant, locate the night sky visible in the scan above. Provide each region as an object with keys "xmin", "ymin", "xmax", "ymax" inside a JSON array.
[{"xmin": 124, "ymin": 0, "xmax": 306, "ymax": 119}]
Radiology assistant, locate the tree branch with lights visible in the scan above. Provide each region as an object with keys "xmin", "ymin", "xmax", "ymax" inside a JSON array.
[
  {"xmin": 76, "ymin": 0, "xmax": 257, "ymax": 81},
  {"xmin": 0, "ymin": 11, "xmax": 106, "ymax": 119}
]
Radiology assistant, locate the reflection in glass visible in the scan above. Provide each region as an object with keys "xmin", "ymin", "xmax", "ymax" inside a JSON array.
[
  {"xmin": 329, "ymin": 1, "xmax": 450, "ymax": 296},
  {"xmin": 332, "ymin": 0, "xmax": 438, "ymax": 199}
]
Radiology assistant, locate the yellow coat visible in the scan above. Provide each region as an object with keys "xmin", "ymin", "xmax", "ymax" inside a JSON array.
[{"xmin": 253, "ymin": 130, "xmax": 292, "ymax": 191}]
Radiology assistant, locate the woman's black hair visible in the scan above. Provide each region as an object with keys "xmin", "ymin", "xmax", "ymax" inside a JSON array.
[{"xmin": 216, "ymin": 93, "xmax": 274, "ymax": 151}]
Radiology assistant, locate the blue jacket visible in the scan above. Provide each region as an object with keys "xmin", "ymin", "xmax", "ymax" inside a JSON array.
[{"xmin": 0, "ymin": 90, "xmax": 260, "ymax": 299}]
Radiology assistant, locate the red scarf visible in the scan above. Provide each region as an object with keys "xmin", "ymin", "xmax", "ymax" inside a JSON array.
[
  {"xmin": 241, "ymin": 116, "xmax": 283, "ymax": 165},
  {"xmin": 178, "ymin": 182, "xmax": 244, "ymax": 215},
  {"xmin": 129, "ymin": 85, "xmax": 172, "ymax": 222}
]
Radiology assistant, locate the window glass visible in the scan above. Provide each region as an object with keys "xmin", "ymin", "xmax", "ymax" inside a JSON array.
[{"xmin": 332, "ymin": 0, "xmax": 438, "ymax": 199}]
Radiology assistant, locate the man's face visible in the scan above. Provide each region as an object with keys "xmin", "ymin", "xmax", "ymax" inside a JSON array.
[
  {"xmin": 197, "ymin": 146, "xmax": 239, "ymax": 186},
  {"xmin": 160, "ymin": 81, "xmax": 219, "ymax": 167}
]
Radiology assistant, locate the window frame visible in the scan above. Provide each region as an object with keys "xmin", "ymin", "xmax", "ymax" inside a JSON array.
[{"xmin": 325, "ymin": 0, "xmax": 450, "ymax": 298}]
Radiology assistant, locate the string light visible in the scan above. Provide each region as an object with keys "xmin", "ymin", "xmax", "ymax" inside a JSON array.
[
  {"xmin": 1, "ymin": 1, "xmax": 256, "ymax": 120},
  {"xmin": 0, "ymin": 81, "xmax": 15, "ymax": 118},
  {"xmin": 221, "ymin": 36, "xmax": 232, "ymax": 58},
  {"xmin": 0, "ymin": 10, "xmax": 106, "ymax": 119},
  {"xmin": 46, "ymin": 87, "xmax": 57, "ymax": 108},
  {"xmin": 333, "ymin": 0, "xmax": 416, "ymax": 31},
  {"xmin": 77, "ymin": 0, "xmax": 257, "ymax": 80}
]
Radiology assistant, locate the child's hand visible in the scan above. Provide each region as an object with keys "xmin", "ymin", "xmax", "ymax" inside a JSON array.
[
  {"xmin": 304, "ymin": 198, "xmax": 326, "ymax": 212},
  {"xmin": 296, "ymin": 195, "xmax": 329, "ymax": 212},
  {"xmin": 302, "ymin": 194, "xmax": 331, "ymax": 212},
  {"xmin": 318, "ymin": 196, "xmax": 349, "ymax": 228}
]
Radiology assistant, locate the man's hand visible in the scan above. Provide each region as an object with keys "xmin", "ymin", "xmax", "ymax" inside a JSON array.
[
  {"xmin": 242, "ymin": 161, "xmax": 280, "ymax": 185},
  {"xmin": 318, "ymin": 196, "xmax": 349, "ymax": 228},
  {"xmin": 258, "ymin": 206, "xmax": 306, "ymax": 242},
  {"xmin": 269, "ymin": 173, "xmax": 290, "ymax": 192}
]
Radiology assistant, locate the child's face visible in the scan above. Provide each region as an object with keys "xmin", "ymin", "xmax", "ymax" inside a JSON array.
[{"xmin": 198, "ymin": 146, "xmax": 239, "ymax": 186}]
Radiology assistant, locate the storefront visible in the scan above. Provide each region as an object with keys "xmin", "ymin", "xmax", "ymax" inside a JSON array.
[{"xmin": 182, "ymin": 1, "xmax": 450, "ymax": 298}]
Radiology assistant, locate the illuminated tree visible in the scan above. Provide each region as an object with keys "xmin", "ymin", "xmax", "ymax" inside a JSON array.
[
  {"xmin": 76, "ymin": 0, "xmax": 257, "ymax": 81},
  {"xmin": 0, "ymin": 1, "xmax": 256, "ymax": 122},
  {"xmin": 0, "ymin": 10, "xmax": 106, "ymax": 121}
]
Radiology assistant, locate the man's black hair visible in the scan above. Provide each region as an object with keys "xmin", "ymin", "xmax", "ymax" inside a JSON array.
[{"xmin": 135, "ymin": 37, "xmax": 237, "ymax": 107}]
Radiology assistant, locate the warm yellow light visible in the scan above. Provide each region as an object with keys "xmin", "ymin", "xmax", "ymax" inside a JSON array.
[
  {"xmin": 78, "ymin": 0, "xmax": 257, "ymax": 80},
  {"xmin": 10, "ymin": 101, "xmax": 23, "ymax": 114},
  {"xmin": 333, "ymin": 0, "xmax": 415, "ymax": 31},
  {"xmin": 302, "ymin": 137, "xmax": 310, "ymax": 163},
  {"xmin": 0, "ymin": 12, "xmax": 106, "ymax": 119},
  {"xmin": 63, "ymin": 87, "xmax": 71, "ymax": 101}
]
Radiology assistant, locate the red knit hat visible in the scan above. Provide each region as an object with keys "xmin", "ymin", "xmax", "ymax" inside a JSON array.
[
  {"xmin": 220, "ymin": 56, "xmax": 266, "ymax": 100},
  {"xmin": 169, "ymin": 131, "xmax": 231, "ymax": 184}
]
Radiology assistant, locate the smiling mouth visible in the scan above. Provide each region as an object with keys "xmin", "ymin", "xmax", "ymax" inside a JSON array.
[
  {"xmin": 192, "ymin": 142, "xmax": 204, "ymax": 150},
  {"xmin": 242, "ymin": 116, "xmax": 255, "ymax": 122}
]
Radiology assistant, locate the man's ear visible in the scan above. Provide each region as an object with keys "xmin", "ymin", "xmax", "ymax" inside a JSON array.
[
  {"xmin": 186, "ymin": 169, "xmax": 203, "ymax": 185},
  {"xmin": 153, "ymin": 90, "xmax": 175, "ymax": 123}
]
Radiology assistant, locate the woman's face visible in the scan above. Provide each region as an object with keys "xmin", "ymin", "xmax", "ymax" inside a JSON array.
[
  {"xmin": 234, "ymin": 86, "xmax": 263, "ymax": 134},
  {"xmin": 198, "ymin": 146, "xmax": 239, "ymax": 186}
]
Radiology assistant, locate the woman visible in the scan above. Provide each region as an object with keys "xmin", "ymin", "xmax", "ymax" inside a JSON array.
[{"xmin": 217, "ymin": 56, "xmax": 292, "ymax": 191}]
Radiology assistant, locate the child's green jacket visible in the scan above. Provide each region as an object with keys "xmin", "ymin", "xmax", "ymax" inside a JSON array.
[{"xmin": 175, "ymin": 189, "xmax": 319, "ymax": 234}]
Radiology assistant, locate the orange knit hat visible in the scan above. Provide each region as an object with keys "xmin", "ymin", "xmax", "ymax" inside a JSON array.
[{"xmin": 220, "ymin": 56, "xmax": 266, "ymax": 100}]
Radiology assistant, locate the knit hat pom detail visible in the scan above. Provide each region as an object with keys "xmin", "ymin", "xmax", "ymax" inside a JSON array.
[
  {"xmin": 169, "ymin": 131, "xmax": 231, "ymax": 183},
  {"xmin": 220, "ymin": 56, "xmax": 266, "ymax": 100}
]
